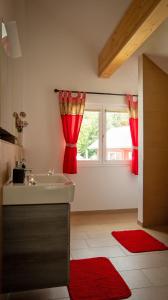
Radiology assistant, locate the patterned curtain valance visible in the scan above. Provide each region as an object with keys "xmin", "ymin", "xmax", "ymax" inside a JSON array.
[
  {"xmin": 127, "ymin": 95, "xmax": 138, "ymax": 119},
  {"xmin": 59, "ymin": 91, "xmax": 85, "ymax": 115}
]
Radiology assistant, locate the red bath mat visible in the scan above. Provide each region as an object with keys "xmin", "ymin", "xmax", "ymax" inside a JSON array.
[
  {"xmin": 112, "ymin": 230, "xmax": 168, "ymax": 253},
  {"xmin": 68, "ymin": 257, "xmax": 131, "ymax": 300}
]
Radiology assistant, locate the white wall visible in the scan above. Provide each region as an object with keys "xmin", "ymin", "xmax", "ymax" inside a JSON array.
[
  {"xmin": 0, "ymin": 0, "xmax": 26, "ymax": 137},
  {"xmin": 23, "ymin": 0, "xmax": 138, "ymax": 211},
  {"xmin": 70, "ymin": 166, "xmax": 138, "ymax": 211}
]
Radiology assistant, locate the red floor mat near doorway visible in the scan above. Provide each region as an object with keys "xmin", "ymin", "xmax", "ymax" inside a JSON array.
[
  {"xmin": 112, "ymin": 230, "xmax": 168, "ymax": 253},
  {"xmin": 68, "ymin": 257, "xmax": 131, "ymax": 300}
]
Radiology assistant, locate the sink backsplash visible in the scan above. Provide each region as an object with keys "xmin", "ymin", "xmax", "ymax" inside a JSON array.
[{"xmin": 0, "ymin": 140, "xmax": 23, "ymax": 201}]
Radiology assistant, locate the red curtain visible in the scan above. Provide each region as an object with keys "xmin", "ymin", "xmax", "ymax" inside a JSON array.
[
  {"xmin": 59, "ymin": 91, "xmax": 86, "ymax": 174},
  {"xmin": 126, "ymin": 95, "xmax": 138, "ymax": 175}
]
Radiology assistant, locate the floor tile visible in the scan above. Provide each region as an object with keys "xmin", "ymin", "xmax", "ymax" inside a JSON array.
[
  {"xmin": 72, "ymin": 224, "xmax": 108, "ymax": 233},
  {"xmin": 142, "ymin": 267, "xmax": 168, "ymax": 286},
  {"xmin": 105, "ymin": 224, "xmax": 141, "ymax": 232},
  {"xmin": 145, "ymin": 229, "xmax": 168, "ymax": 244},
  {"xmin": 157, "ymin": 251, "xmax": 168, "ymax": 264},
  {"xmin": 70, "ymin": 239, "xmax": 88, "ymax": 249},
  {"xmin": 71, "ymin": 248, "xmax": 94, "ymax": 259},
  {"xmin": 110, "ymin": 253, "xmax": 167, "ymax": 271},
  {"xmin": 46, "ymin": 287, "xmax": 69, "ymax": 299},
  {"xmin": 71, "ymin": 245, "xmax": 125, "ymax": 259},
  {"xmin": 9, "ymin": 287, "xmax": 69, "ymax": 300},
  {"xmin": 86, "ymin": 237, "xmax": 118, "ymax": 247},
  {"xmin": 91, "ymin": 245, "xmax": 126, "ymax": 257},
  {"xmin": 70, "ymin": 231, "xmax": 88, "ymax": 240},
  {"xmin": 86, "ymin": 232, "xmax": 112, "ymax": 239},
  {"xmin": 119, "ymin": 269, "xmax": 152, "ymax": 289},
  {"xmin": 117, "ymin": 245, "xmax": 139, "ymax": 256},
  {"xmin": 49, "ymin": 298, "xmax": 70, "ymax": 300},
  {"xmin": 129, "ymin": 286, "xmax": 168, "ymax": 300}
]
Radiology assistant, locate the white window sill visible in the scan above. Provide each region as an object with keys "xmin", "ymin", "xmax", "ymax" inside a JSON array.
[{"xmin": 78, "ymin": 160, "xmax": 131, "ymax": 167}]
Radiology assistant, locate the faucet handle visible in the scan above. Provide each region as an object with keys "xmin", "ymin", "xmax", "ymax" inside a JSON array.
[
  {"xmin": 48, "ymin": 169, "xmax": 54, "ymax": 175},
  {"xmin": 25, "ymin": 169, "xmax": 32, "ymax": 184}
]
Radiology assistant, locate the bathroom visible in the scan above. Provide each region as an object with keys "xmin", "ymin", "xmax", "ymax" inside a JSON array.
[{"xmin": 0, "ymin": 0, "xmax": 168, "ymax": 299}]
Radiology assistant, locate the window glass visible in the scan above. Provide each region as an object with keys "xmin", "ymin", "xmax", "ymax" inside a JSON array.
[
  {"xmin": 105, "ymin": 112, "xmax": 132, "ymax": 161},
  {"xmin": 77, "ymin": 111, "xmax": 99, "ymax": 161}
]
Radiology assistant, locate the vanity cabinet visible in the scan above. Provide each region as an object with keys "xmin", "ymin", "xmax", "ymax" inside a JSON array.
[{"xmin": 3, "ymin": 203, "xmax": 70, "ymax": 293}]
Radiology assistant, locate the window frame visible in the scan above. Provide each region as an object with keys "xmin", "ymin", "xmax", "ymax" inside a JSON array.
[
  {"xmin": 77, "ymin": 104, "xmax": 102, "ymax": 166},
  {"xmin": 77, "ymin": 103, "xmax": 131, "ymax": 166}
]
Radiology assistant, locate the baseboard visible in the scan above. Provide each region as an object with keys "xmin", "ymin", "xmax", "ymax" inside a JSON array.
[
  {"xmin": 71, "ymin": 208, "xmax": 138, "ymax": 215},
  {"xmin": 138, "ymin": 220, "xmax": 168, "ymax": 229},
  {"xmin": 137, "ymin": 219, "xmax": 143, "ymax": 227}
]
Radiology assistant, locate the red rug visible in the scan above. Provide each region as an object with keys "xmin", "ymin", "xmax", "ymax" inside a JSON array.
[
  {"xmin": 112, "ymin": 230, "xmax": 168, "ymax": 253},
  {"xmin": 68, "ymin": 257, "xmax": 131, "ymax": 300}
]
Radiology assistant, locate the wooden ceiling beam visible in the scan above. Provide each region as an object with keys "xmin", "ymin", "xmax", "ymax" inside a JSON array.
[{"xmin": 98, "ymin": 0, "xmax": 168, "ymax": 78}]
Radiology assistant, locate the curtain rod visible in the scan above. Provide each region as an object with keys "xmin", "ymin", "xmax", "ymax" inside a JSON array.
[{"xmin": 54, "ymin": 88, "xmax": 138, "ymax": 97}]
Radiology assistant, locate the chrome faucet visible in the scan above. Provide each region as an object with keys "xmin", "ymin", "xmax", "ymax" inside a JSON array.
[{"xmin": 48, "ymin": 169, "xmax": 55, "ymax": 175}]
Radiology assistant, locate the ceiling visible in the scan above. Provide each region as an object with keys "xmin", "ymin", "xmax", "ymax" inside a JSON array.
[
  {"xmin": 97, "ymin": 0, "xmax": 168, "ymax": 89},
  {"xmin": 135, "ymin": 18, "xmax": 168, "ymax": 74},
  {"xmin": 27, "ymin": 0, "xmax": 168, "ymax": 93}
]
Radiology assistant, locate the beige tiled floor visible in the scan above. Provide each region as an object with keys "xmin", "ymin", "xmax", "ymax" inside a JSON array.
[{"xmin": 7, "ymin": 211, "xmax": 168, "ymax": 300}]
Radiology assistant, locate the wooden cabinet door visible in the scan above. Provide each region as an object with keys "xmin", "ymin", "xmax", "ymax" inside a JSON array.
[{"xmin": 3, "ymin": 203, "xmax": 70, "ymax": 293}]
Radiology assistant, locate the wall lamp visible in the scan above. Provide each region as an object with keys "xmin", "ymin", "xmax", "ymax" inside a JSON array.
[{"xmin": 1, "ymin": 20, "xmax": 22, "ymax": 58}]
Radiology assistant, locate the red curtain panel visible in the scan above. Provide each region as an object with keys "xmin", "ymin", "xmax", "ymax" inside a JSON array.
[
  {"xmin": 126, "ymin": 95, "xmax": 138, "ymax": 175},
  {"xmin": 59, "ymin": 91, "xmax": 86, "ymax": 174}
]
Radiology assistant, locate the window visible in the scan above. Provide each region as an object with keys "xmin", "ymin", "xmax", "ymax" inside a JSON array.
[
  {"xmin": 77, "ymin": 105, "xmax": 132, "ymax": 164},
  {"xmin": 105, "ymin": 111, "xmax": 132, "ymax": 161},
  {"xmin": 77, "ymin": 111, "xmax": 100, "ymax": 161}
]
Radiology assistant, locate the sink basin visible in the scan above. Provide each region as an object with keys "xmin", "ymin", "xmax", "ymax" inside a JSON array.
[
  {"xmin": 33, "ymin": 173, "xmax": 69, "ymax": 184},
  {"xmin": 3, "ymin": 173, "xmax": 75, "ymax": 205}
]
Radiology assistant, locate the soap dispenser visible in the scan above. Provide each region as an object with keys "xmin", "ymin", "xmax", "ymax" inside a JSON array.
[{"xmin": 13, "ymin": 161, "xmax": 25, "ymax": 183}]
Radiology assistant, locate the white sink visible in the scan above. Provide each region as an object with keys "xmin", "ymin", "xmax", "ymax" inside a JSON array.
[{"xmin": 3, "ymin": 173, "xmax": 75, "ymax": 205}]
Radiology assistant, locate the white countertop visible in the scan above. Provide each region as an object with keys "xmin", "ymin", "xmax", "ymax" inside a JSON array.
[{"xmin": 3, "ymin": 174, "xmax": 75, "ymax": 205}]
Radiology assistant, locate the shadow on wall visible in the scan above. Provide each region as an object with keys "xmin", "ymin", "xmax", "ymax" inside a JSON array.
[{"xmin": 148, "ymin": 54, "xmax": 168, "ymax": 74}]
